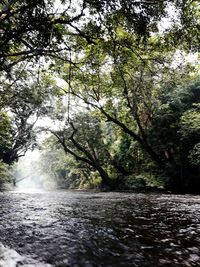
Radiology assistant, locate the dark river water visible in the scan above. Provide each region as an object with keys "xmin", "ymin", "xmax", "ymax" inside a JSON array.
[{"xmin": 1, "ymin": 190, "xmax": 200, "ymax": 267}]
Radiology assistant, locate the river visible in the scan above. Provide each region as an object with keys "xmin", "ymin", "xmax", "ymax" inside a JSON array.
[{"xmin": 0, "ymin": 190, "xmax": 200, "ymax": 267}]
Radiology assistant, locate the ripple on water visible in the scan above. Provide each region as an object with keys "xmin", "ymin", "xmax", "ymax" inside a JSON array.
[{"xmin": 1, "ymin": 191, "xmax": 200, "ymax": 266}]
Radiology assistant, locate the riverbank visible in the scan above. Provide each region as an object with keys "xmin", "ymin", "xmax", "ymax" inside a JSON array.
[{"xmin": 2, "ymin": 181, "xmax": 200, "ymax": 195}]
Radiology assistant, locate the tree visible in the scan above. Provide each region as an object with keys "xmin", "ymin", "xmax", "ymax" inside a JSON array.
[
  {"xmin": 54, "ymin": 5, "xmax": 199, "ymax": 191},
  {"xmin": 0, "ymin": 0, "xmax": 88, "ymax": 72},
  {"xmin": 0, "ymin": 160, "xmax": 10, "ymax": 189},
  {"xmin": 0, "ymin": 112, "xmax": 12, "ymax": 162},
  {"xmin": 50, "ymin": 112, "xmax": 114, "ymax": 188},
  {"xmin": 62, "ymin": 37, "xmax": 191, "ymax": 161},
  {"xmin": 1, "ymin": 0, "xmax": 200, "ymax": 191},
  {"xmin": 149, "ymin": 79, "xmax": 200, "ymax": 191},
  {"xmin": 0, "ymin": 69, "xmax": 53, "ymax": 164},
  {"xmin": 2, "ymin": 0, "xmax": 199, "ymax": 73},
  {"xmin": 39, "ymin": 136, "xmax": 92, "ymax": 189}
]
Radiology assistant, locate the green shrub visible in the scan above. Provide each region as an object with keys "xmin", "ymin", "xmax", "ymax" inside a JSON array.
[
  {"xmin": 0, "ymin": 161, "xmax": 10, "ymax": 188},
  {"xmin": 124, "ymin": 172, "xmax": 168, "ymax": 189}
]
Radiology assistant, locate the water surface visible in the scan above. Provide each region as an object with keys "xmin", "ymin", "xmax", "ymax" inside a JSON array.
[{"xmin": 0, "ymin": 191, "xmax": 200, "ymax": 266}]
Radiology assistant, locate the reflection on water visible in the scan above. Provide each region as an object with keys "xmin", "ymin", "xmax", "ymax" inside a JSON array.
[
  {"xmin": 1, "ymin": 191, "xmax": 200, "ymax": 266},
  {"xmin": 0, "ymin": 242, "xmax": 52, "ymax": 267}
]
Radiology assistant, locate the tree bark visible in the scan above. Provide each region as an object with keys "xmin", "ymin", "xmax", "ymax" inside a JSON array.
[{"xmin": 52, "ymin": 130, "xmax": 112, "ymax": 188}]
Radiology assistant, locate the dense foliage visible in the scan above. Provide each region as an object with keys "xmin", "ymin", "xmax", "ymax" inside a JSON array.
[{"xmin": 0, "ymin": 0, "xmax": 200, "ymax": 192}]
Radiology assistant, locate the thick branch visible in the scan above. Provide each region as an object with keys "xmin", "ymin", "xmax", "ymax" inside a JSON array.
[
  {"xmin": 69, "ymin": 122, "xmax": 97, "ymax": 163},
  {"xmin": 0, "ymin": 48, "xmax": 63, "ymax": 58},
  {"xmin": 70, "ymin": 90, "xmax": 164, "ymax": 167},
  {"xmin": 51, "ymin": 130, "xmax": 93, "ymax": 166}
]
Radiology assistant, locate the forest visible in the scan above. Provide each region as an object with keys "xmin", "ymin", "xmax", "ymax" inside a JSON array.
[{"xmin": 0, "ymin": 0, "xmax": 200, "ymax": 193}]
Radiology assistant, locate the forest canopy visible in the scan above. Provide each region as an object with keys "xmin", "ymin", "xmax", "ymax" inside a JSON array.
[{"xmin": 0, "ymin": 0, "xmax": 200, "ymax": 192}]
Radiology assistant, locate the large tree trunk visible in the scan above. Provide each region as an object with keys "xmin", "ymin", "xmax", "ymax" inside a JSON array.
[
  {"xmin": 95, "ymin": 163, "xmax": 112, "ymax": 189},
  {"xmin": 52, "ymin": 130, "xmax": 113, "ymax": 189}
]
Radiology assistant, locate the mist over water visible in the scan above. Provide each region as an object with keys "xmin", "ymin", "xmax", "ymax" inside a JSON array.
[{"xmin": 12, "ymin": 150, "xmax": 57, "ymax": 192}]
